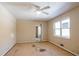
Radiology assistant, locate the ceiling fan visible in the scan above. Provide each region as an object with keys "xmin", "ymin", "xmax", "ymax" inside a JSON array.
[{"xmin": 32, "ymin": 4, "xmax": 50, "ymax": 15}]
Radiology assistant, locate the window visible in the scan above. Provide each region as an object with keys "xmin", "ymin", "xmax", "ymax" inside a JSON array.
[
  {"xmin": 54, "ymin": 21, "xmax": 61, "ymax": 36},
  {"xmin": 54, "ymin": 18, "xmax": 70, "ymax": 39},
  {"xmin": 61, "ymin": 19, "xmax": 70, "ymax": 38}
]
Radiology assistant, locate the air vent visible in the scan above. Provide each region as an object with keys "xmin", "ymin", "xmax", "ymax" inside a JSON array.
[
  {"xmin": 39, "ymin": 49, "xmax": 46, "ymax": 52},
  {"xmin": 60, "ymin": 44, "xmax": 64, "ymax": 47},
  {"xmin": 32, "ymin": 44, "xmax": 36, "ymax": 47}
]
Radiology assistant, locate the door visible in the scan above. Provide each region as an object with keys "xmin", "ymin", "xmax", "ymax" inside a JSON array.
[{"xmin": 35, "ymin": 24, "xmax": 42, "ymax": 42}]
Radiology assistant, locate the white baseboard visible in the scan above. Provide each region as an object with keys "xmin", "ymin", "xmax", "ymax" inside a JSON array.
[
  {"xmin": 2, "ymin": 43, "xmax": 15, "ymax": 56},
  {"xmin": 16, "ymin": 40, "xmax": 48, "ymax": 44},
  {"xmin": 0, "ymin": 38, "xmax": 16, "ymax": 56},
  {"xmin": 49, "ymin": 41, "xmax": 79, "ymax": 56}
]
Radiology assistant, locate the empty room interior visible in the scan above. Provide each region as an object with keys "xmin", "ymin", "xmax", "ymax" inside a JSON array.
[{"xmin": 0, "ymin": 2, "xmax": 79, "ymax": 56}]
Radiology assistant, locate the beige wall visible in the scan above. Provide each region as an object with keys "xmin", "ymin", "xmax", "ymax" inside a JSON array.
[
  {"xmin": 0, "ymin": 4, "xmax": 16, "ymax": 55},
  {"xmin": 16, "ymin": 20, "xmax": 48, "ymax": 43},
  {"xmin": 48, "ymin": 7, "xmax": 79, "ymax": 55}
]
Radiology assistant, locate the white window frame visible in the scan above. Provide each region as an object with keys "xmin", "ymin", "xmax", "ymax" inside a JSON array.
[{"xmin": 53, "ymin": 18, "xmax": 70, "ymax": 39}]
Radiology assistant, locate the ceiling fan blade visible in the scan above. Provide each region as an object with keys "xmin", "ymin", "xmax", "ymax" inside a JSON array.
[
  {"xmin": 41, "ymin": 6, "xmax": 50, "ymax": 10},
  {"xmin": 42, "ymin": 11, "xmax": 49, "ymax": 15},
  {"xmin": 32, "ymin": 4, "xmax": 40, "ymax": 9}
]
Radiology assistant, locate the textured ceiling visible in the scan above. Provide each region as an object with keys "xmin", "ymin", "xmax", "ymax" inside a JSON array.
[{"xmin": 1, "ymin": 2, "xmax": 79, "ymax": 21}]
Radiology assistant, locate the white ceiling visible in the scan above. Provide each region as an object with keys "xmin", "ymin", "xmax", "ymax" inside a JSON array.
[{"xmin": 1, "ymin": 2, "xmax": 79, "ymax": 21}]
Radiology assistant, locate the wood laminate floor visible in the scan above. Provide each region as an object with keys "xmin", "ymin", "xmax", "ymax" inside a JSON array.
[{"xmin": 5, "ymin": 42, "xmax": 74, "ymax": 56}]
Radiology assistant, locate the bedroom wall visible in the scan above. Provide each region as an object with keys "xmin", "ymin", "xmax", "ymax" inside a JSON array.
[
  {"xmin": 48, "ymin": 7, "xmax": 79, "ymax": 55},
  {"xmin": 16, "ymin": 20, "xmax": 48, "ymax": 43},
  {"xmin": 0, "ymin": 4, "xmax": 16, "ymax": 55}
]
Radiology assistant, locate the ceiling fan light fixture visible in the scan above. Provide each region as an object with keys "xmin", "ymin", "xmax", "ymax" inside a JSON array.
[{"xmin": 36, "ymin": 11, "xmax": 41, "ymax": 15}]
